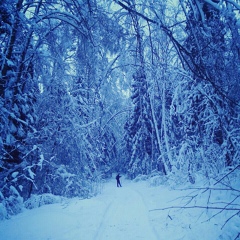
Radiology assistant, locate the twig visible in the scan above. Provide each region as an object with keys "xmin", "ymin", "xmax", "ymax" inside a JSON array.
[
  {"xmin": 202, "ymin": 195, "xmax": 240, "ymax": 222},
  {"xmin": 221, "ymin": 211, "xmax": 240, "ymax": 230}
]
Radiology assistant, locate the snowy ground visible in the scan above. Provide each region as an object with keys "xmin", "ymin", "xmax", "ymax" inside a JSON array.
[{"xmin": 0, "ymin": 175, "xmax": 239, "ymax": 240}]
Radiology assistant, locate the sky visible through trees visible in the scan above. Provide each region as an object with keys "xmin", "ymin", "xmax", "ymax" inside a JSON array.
[{"xmin": 0, "ymin": 0, "xmax": 240, "ymax": 233}]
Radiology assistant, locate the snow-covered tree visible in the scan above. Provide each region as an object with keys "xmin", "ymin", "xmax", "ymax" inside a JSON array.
[
  {"xmin": 114, "ymin": 1, "xmax": 155, "ymax": 178},
  {"xmin": 174, "ymin": 0, "xmax": 240, "ymax": 180},
  {"xmin": 0, "ymin": 0, "xmax": 40, "ymax": 217}
]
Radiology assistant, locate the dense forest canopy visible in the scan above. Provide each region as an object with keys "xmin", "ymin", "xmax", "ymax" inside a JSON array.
[{"xmin": 0, "ymin": 0, "xmax": 239, "ymax": 219}]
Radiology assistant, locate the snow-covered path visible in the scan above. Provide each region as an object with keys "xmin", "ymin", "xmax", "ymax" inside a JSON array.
[
  {"xmin": 1, "ymin": 176, "xmax": 239, "ymax": 240},
  {"xmin": 94, "ymin": 181, "xmax": 157, "ymax": 240},
  {"xmin": 0, "ymin": 177, "xmax": 158, "ymax": 240}
]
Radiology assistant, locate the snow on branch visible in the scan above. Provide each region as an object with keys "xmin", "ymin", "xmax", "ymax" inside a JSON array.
[
  {"xmin": 101, "ymin": 107, "xmax": 132, "ymax": 131},
  {"xmin": 2, "ymin": 108, "xmax": 36, "ymax": 132}
]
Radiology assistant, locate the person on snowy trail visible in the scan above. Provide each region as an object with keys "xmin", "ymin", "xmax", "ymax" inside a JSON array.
[{"xmin": 116, "ymin": 174, "xmax": 122, "ymax": 187}]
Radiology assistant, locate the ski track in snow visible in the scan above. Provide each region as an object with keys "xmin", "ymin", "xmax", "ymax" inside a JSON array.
[{"xmin": 94, "ymin": 181, "xmax": 158, "ymax": 240}]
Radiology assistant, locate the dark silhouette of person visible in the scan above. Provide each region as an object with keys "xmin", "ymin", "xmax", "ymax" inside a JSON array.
[{"xmin": 116, "ymin": 174, "xmax": 122, "ymax": 187}]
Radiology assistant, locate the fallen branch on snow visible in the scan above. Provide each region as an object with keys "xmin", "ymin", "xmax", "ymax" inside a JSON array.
[{"xmin": 149, "ymin": 205, "xmax": 240, "ymax": 212}]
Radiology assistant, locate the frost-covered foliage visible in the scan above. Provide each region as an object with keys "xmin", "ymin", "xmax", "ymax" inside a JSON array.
[
  {"xmin": 169, "ymin": 79, "xmax": 240, "ymax": 181},
  {"xmin": 0, "ymin": 0, "xmax": 39, "ymax": 219},
  {"xmin": 182, "ymin": 0, "xmax": 240, "ymax": 102},
  {"xmin": 0, "ymin": 186, "xmax": 23, "ymax": 220},
  {"xmin": 24, "ymin": 194, "xmax": 65, "ymax": 210}
]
